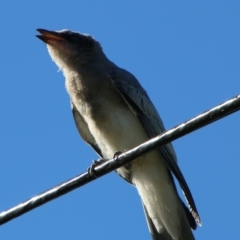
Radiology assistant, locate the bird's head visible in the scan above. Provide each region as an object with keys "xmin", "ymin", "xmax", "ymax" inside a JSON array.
[{"xmin": 36, "ymin": 29, "xmax": 103, "ymax": 71}]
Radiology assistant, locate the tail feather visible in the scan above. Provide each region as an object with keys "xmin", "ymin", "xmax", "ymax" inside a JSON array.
[
  {"xmin": 181, "ymin": 200, "xmax": 197, "ymax": 230},
  {"xmin": 142, "ymin": 202, "xmax": 172, "ymax": 240},
  {"xmin": 142, "ymin": 201, "xmax": 195, "ymax": 240},
  {"xmin": 132, "ymin": 152, "xmax": 196, "ymax": 239}
]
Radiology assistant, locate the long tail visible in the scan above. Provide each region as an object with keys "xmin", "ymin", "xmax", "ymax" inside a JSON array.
[
  {"xmin": 142, "ymin": 202, "xmax": 172, "ymax": 240},
  {"xmin": 142, "ymin": 201, "xmax": 195, "ymax": 240}
]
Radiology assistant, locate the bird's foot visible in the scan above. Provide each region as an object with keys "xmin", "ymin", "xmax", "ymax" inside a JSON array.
[
  {"xmin": 113, "ymin": 151, "xmax": 131, "ymax": 170},
  {"xmin": 113, "ymin": 151, "xmax": 122, "ymax": 161},
  {"xmin": 88, "ymin": 158, "xmax": 106, "ymax": 177}
]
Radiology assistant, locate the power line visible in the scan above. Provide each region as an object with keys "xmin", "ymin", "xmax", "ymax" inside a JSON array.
[{"xmin": 0, "ymin": 94, "xmax": 239, "ymax": 225}]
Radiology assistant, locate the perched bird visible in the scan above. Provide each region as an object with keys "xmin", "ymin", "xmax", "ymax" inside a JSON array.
[{"xmin": 36, "ymin": 29, "xmax": 201, "ymax": 240}]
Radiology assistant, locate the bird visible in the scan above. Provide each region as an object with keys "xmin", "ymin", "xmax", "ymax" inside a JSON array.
[{"xmin": 36, "ymin": 29, "xmax": 201, "ymax": 240}]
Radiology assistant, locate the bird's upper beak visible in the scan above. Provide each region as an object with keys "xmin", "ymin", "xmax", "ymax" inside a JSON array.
[{"xmin": 36, "ymin": 29, "xmax": 67, "ymax": 45}]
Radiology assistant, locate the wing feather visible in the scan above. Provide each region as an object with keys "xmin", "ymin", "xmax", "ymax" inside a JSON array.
[
  {"xmin": 71, "ymin": 101, "xmax": 103, "ymax": 157},
  {"xmin": 109, "ymin": 67, "xmax": 201, "ymax": 226}
]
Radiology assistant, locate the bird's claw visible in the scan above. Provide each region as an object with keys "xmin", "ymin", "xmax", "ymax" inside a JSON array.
[
  {"xmin": 88, "ymin": 152, "xmax": 123, "ymax": 177},
  {"xmin": 88, "ymin": 159, "xmax": 105, "ymax": 177},
  {"xmin": 113, "ymin": 151, "xmax": 122, "ymax": 161},
  {"xmin": 113, "ymin": 151, "xmax": 131, "ymax": 169}
]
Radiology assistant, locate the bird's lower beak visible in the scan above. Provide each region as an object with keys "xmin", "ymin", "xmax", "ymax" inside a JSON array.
[{"xmin": 36, "ymin": 29, "xmax": 67, "ymax": 44}]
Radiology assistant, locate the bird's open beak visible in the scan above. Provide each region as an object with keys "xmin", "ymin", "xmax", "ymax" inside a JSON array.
[{"xmin": 36, "ymin": 29, "xmax": 67, "ymax": 44}]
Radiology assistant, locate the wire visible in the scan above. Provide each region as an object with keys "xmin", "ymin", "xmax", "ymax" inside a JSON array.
[{"xmin": 0, "ymin": 94, "xmax": 239, "ymax": 225}]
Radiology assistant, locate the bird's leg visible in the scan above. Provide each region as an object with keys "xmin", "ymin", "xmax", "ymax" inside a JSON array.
[
  {"xmin": 88, "ymin": 151, "xmax": 129, "ymax": 177},
  {"xmin": 113, "ymin": 151, "xmax": 122, "ymax": 160},
  {"xmin": 87, "ymin": 158, "xmax": 106, "ymax": 177},
  {"xmin": 113, "ymin": 151, "xmax": 132, "ymax": 170}
]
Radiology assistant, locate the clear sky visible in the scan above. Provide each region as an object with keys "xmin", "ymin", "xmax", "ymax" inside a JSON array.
[{"xmin": 1, "ymin": 1, "xmax": 240, "ymax": 239}]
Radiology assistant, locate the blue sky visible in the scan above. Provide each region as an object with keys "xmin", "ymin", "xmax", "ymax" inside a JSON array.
[{"xmin": 1, "ymin": 1, "xmax": 240, "ymax": 239}]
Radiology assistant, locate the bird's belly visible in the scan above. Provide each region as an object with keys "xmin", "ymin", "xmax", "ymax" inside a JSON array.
[{"xmin": 84, "ymin": 103, "xmax": 149, "ymax": 158}]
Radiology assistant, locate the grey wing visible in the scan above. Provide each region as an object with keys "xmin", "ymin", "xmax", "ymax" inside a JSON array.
[
  {"xmin": 109, "ymin": 67, "xmax": 201, "ymax": 226},
  {"xmin": 71, "ymin": 102, "xmax": 103, "ymax": 158}
]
